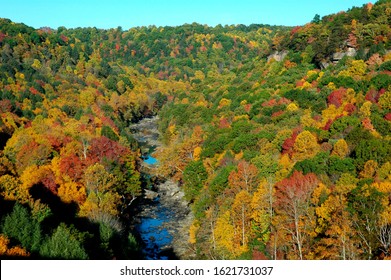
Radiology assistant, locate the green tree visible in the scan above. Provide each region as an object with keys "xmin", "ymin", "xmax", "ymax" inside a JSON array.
[
  {"xmin": 2, "ymin": 203, "xmax": 42, "ymax": 253},
  {"xmin": 354, "ymin": 139, "xmax": 391, "ymax": 170},
  {"xmin": 183, "ymin": 160, "xmax": 208, "ymax": 201},
  {"xmin": 312, "ymin": 14, "xmax": 321, "ymax": 24},
  {"xmin": 39, "ymin": 223, "xmax": 88, "ymax": 259}
]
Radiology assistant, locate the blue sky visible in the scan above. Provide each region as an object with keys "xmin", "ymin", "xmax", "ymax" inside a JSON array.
[{"xmin": 1, "ymin": 0, "xmax": 374, "ymax": 29}]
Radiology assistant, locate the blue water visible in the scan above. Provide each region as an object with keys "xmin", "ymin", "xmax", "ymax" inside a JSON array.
[
  {"xmin": 144, "ymin": 155, "xmax": 158, "ymax": 165},
  {"xmin": 136, "ymin": 154, "xmax": 174, "ymax": 260},
  {"xmin": 135, "ymin": 202, "xmax": 174, "ymax": 260}
]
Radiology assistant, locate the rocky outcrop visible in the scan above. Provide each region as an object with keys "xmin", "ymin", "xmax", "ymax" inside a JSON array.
[
  {"xmin": 319, "ymin": 61, "xmax": 330, "ymax": 70},
  {"xmin": 144, "ymin": 189, "xmax": 159, "ymax": 200},
  {"xmin": 129, "ymin": 116, "xmax": 161, "ymax": 152},
  {"xmin": 332, "ymin": 47, "xmax": 357, "ymax": 63},
  {"xmin": 267, "ymin": 50, "xmax": 288, "ymax": 62}
]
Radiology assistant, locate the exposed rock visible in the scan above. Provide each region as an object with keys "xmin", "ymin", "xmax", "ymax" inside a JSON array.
[
  {"xmin": 144, "ymin": 189, "xmax": 159, "ymax": 200},
  {"xmin": 129, "ymin": 116, "xmax": 161, "ymax": 149},
  {"xmin": 267, "ymin": 50, "xmax": 288, "ymax": 62},
  {"xmin": 332, "ymin": 47, "xmax": 357, "ymax": 63},
  {"xmin": 320, "ymin": 61, "xmax": 330, "ymax": 69},
  {"xmin": 346, "ymin": 47, "xmax": 357, "ymax": 57},
  {"xmin": 332, "ymin": 52, "xmax": 346, "ymax": 62}
]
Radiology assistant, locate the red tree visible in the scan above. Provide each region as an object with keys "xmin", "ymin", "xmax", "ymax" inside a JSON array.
[
  {"xmin": 274, "ymin": 171, "xmax": 319, "ymax": 259},
  {"xmin": 327, "ymin": 88, "xmax": 346, "ymax": 108}
]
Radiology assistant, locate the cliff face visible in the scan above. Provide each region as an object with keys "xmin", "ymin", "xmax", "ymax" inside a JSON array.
[{"xmin": 332, "ymin": 47, "xmax": 357, "ymax": 63}]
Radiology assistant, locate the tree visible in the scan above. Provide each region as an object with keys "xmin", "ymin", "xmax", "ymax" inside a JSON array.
[
  {"xmin": 214, "ymin": 210, "xmax": 244, "ymax": 258},
  {"xmin": 228, "ymin": 160, "xmax": 259, "ymax": 193},
  {"xmin": 0, "ymin": 234, "xmax": 30, "ymax": 257},
  {"xmin": 87, "ymin": 136, "xmax": 130, "ymax": 165},
  {"xmin": 183, "ymin": 160, "xmax": 207, "ymax": 201},
  {"xmin": 372, "ymin": 182, "xmax": 391, "ymax": 258},
  {"xmin": 347, "ymin": 184, "xmax": 385, "ymax": 259},
  {"xmin": 39, "ymin": 223, "xmax": 88, "ymax": 259},
  {"xmin": 331, "ymin": 139, "xmax": 349, "ymax": 158},
  {"xmin": 274, "ymin": 171, "xmax": 318, "ymax": 259},
  {"xmin": 293, "ymin": 130, "xmax": 320, "ymax": 161},
  {"xmin": 2, "ymin": 203, "xmax": 42, "ymax": 253},
  {"xmin": 378, "ymin": 88, "xmax": 391, "ymax": 110},
  {"xmin": 58, "ymin": 154, "xmax": 85, "ymax": 182},
  {"xmin": 354, "ymin": 139, "xmax": 391, "ymax": 170},
  {"xmin": 80, "ymin": 163, "xmax": 120, "ymax": 218},
  {"xmin": 0, "ymin": 175, "xmax": 24, "ymax": 202},
  {"xmin": 359, "ymin": 160, "xmax": 378, "ymax": 179},
  {"xmin": 110, "ymin": 155, "xmax": 141, "ymax": 212},
  {"xmin": 84, "ymin": 163, "xmax": 115, "ymax": 195},
  {"xmin": 251, "ymin": 179, "xmax": 275, "ymax": 257},
  {"xmin": 312, "ymin": 14, "xmax": 321, "ymax": 24},
  {"xmin": 231, "ymin": 190, "xmax": 252, "ymax": 249},
  {"xmin": 57, "ymin": 181, "xmax": 86, "ymax": 204}
]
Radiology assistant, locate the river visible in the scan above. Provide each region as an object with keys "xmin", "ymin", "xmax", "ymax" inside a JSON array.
[{"xmin": 129, "ymin": 116, "xmax": 195, "ymax": 260}]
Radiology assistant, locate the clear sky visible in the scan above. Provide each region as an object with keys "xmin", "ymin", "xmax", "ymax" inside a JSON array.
[{"xmin": 1, "ymin": 0, "xmax": 374, "ymax": 29}]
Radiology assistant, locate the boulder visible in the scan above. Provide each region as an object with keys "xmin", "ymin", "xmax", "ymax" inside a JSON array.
[
  {"xmin": 332, "ymin": 52, "xmax": 346, "ymax": 62},
  {"xmin": 144, "ymin": 189, "xmax": 159, "ymax": 200}
]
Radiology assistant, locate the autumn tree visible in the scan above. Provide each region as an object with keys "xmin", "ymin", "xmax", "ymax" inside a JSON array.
[
  {"xmin": 331, "ymin": 139, "xmax": 349, "ymax": 158},
  {"xmin": 274, "ymin": 171, "xmax": 318, "ymax": 259},
  {"xmin": 228, "ymin": 160, "xmax": 259, "ymax": 194},
  {"xmin": 0, "ymin": 234, "xmax": 30, "ymax": 258},
  {"xmin": 293, "ymin": 130, "xmax": 320, "ymax": 161},
  {"xmin": 231, "ymin": 190, "xmax": 252, "ymax": 250},
  {"xmin": 214, "ymin": 210, "xmax": 245, "ymax": 258},
  {"xmin": 109, "ymin": 155, "xmax": 141, "ymax": 212},
  {"xmin": 251, "ymin": 179, "xmax": 275, "ymax": 258},
  {"xmin": 312, "ymin": 175, "xmax": 359, "ymax": 259},
  {"xmin": 347, "ymin": 184, "xmax": 385, "ymax": 259},
  {"xmin": 79, "ymin": 163, "xmax": 120, "ymax": 219}
]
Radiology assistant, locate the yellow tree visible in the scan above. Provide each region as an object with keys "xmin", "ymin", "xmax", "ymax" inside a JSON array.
[
  {"xmin": 57, "ymin": 181, "xmax": 86, "ymax": 204},
  {"xmin": 373, "ymin": 182, "xmax": 391, "ymax": 258},
  {"xmin": 214, "ymin": 210, "xmax": 244, "ymax": 258},
  {"xmin": 79, "ymin": 163, "xmax": 119, "ymax": 219},
  {"xmin": 251, "ymin": 179, "xmax": 275, "ymax": 257},
  {"xmin": 0, "ymin": 175, "xmax": 25, "ymax": 202},
  {"xmin": 293, "ymin": 130, "xmax": 320, "ymax": 161},
  {"xmin": 321, "ymin": 195, "xmax": 359, "ymax": 259},
  {"xmin": 156, "ymin": 125, "xmax": 203, "ymax": 181},
  {"xmin": 377, "ymin": 162, "xmax": 391, "ymax": 181},
  {"xmin": 378, "ymin": 88, "xmax": 391, "ymax": 110},
  {"xmin": 339, "ymin": 59, "xmax": 367, "ymax": 80},
  {"xmin": 0, "ymin": 234, "xmax": 30, "ymax": 257},
  {"xmin": 360, "ymin": 160, "xmax": 378, "ymax": 179},
  {"xmin": 331, "ymin": 139, "xmax": 349, "ymax": 158},
  {"xmin": 231, "ymin": 190, "xmax": 252, "ymax": 250},
  {"xmin": 311, "ymin": 176, "xmax": 359, "ymax": 259}
]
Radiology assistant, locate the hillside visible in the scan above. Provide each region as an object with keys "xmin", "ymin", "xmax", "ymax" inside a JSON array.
[{"xmin": 0, "ymin": 0, "xmax": 391, "ymax": 260}]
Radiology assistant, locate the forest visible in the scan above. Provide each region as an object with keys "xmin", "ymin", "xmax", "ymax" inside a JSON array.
[{"xmin": 0, "ymin": 0, "xmax": 391, "ymax": 260}]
